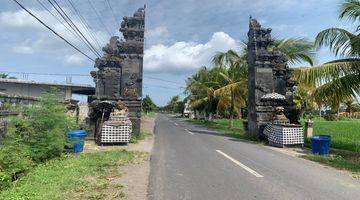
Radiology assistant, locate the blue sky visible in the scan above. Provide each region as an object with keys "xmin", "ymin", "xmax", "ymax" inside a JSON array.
[{"xmin": 0, "ymin": 0, "xmax": 350, "ymax": 105}]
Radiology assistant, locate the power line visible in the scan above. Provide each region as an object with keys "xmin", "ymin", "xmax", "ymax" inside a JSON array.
[
  {"xmin": 66, "ymin": 0, "xmax": 103, "ymax": 51},
  {"xmin": 46, "ymin": 0, "xmax": 99, "ymax": 57},
  {"xmin": 35, "ymin": 0, "xmax": 87, "ymax": 50},
  {"xmin": 87, "ymin": 0, "xmax": 112, "ymax": 37},
  {"xmin": 144, "ymin": 76, "xmax": 184, "ymax": 86},
  {"xmin": 143, "ymin": 85, "xmax": 180, "ymax": 91},
  {"xmin": 105, "ymin": 0, "xmax": 119, "ymax": 35},
  {"xmin": 145, "ymin": 83, "xmax": 180, "ymax": 90},
  {"xmin": 48, "ymin": 0, "xmax": 101, "ymax": 57},
  {"xmin": 11, "ymin": 0, "xmax": 95, "ymax": 61},
  {"xmin": 0, "ymin": 70, "xmax": 185, "ymax": 86}
]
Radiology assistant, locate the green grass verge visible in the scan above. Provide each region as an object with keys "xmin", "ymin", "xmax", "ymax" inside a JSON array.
[
  {"xmin": 190, "ymin": 118, "xmax": 360, "ymax": 152},
  {"xmin": 310, "ymin": 120, "xmax": 360, "ymax": 152},
  {"xmin": 0, "ymin": 150, "xmax": 147, "ymax": 200},
  {"xmin": 142, "ymin": 112, "xmax": 156, "ymax": 118},
  {"xmin": 302, "ymin": 152, "xmax": 360, "ymax": 173},
  {"xmin": 129, "ymin": 131, "xmax": 152, "ymax": 144},
  {"xmin": 187, "ymin": 118, "xmax": 256, "ymax": 141}
]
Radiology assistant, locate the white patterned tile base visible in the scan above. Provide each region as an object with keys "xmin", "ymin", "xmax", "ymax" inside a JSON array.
[
  {"xmin": 268, "ymin": 125, "xmax": 304, "ymax": 146},
  {"xmin": 100, "ymin": 124, "xmax": 131, "ymax": 143}
]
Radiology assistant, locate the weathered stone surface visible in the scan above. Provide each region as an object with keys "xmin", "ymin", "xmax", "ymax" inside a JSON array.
[
  {"xmin": 247, "ymin": 18, "xmax": 300, "ymax": 139},
  {"xmin": 89, "ymin": 7, "xmax": 145, "ymax": 138}
]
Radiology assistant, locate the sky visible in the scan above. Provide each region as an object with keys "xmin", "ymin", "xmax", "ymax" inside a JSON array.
[{"xmin": 0, "ymin": 0, "xmax": 351, "ymax": 106}]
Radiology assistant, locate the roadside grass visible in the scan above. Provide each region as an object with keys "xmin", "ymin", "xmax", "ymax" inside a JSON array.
[
  {"xmin": 129, "ymin": 131, "xmax": 152, "ymax": 144},
  {"xmin": 187, "ymin": 118, "xmax": 360, "ymax": 152},
  {"xmin": 302, "ymin": 152, "xmax": 360, "ymax": 173},
  {"xmin": 0, "ymin": 150, "xmax": 147, "ymax": 200},
  {"xmin": 129, "ymin": 113, "xmax": 156, "ymax": 144},
  {"xmin": 309, "ymin": 119, "xmax": 360, "ymax": 152},
  {"xmin": 187, "ymin": 117, "xmax": 360, "ymax": 172},
  {"xmin": 142, "ymin": 111, "xmax": 156, "ymax": 118},
  {"xmin": 187, "ymin": 118, "xmax": 257, "ymax": 141}
]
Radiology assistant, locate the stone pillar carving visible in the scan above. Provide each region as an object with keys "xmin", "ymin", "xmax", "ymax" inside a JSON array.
[
  {"xmin": 247, "ymin": 18, "xmax": 299, "ymax": 139},
  {"xmin": 89, "ymin": 7, "xmax": 145, "ymax": 138}
]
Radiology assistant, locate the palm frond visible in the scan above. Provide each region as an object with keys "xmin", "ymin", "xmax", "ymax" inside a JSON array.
[
  {"xmin": 214, "ymin": 82, "xmax": 240, "ymax": 96},
  {"xmin": 189, "ymin": 97, "xmax": 208, "ymax": 109},
  {"xmin": 294, "ymin": 58, "xmax": 360, "ymax": 86},
  {"xmin": 212, "ymin": 50, "xmax": 242, "ymax": 68},
  {"xmin": 313, "ymin": 73, "xmax": 360, "ymax": 106},
  {"xmin": 315, "ymin": 28, "xmax": 360, "ymax": 57},
  {"xmin": 273, "ymin": 38, "xmax": 315, "ymax": 66},
  {"xmin": 339, "ymin": 0, "xmax": 360, "ymax": 21}
]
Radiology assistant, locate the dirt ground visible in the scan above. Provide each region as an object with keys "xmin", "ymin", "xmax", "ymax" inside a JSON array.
[{"xmin": 83, "ymin": 114, "xmax": 156, "ymax": 200}]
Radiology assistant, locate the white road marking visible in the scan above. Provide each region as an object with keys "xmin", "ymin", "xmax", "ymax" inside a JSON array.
[
  {"xmin": 216, "ymin": 150, "xmax": 264, "ymax": 178},
  {"xmin": 174, "ymin": 122, "xmax": 179, "ymax": 126},
  {"xmin": 184, "ymin": 128, "xmax": 194, "ymax": 135}
]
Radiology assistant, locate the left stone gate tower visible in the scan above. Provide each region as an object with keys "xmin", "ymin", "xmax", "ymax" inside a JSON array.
[{"xmin": 88, "ymin": 7, "xmax": 145, "ymax": 140}]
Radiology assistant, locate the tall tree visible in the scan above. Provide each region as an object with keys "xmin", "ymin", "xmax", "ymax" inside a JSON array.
[
  {"xmin": 212, "ymin": 50, "xmax": 247, "ymax": 128},
  {"xmin": 185, "ymin": 67, "xmax": 220, "ymax": 119},
  {"xmin": 295, "ymin": 0, "xmax": 360, "ymax": 107},
  {"xmin": 164, "ymin": 95, "xmax": 184, "ymax": 113},
  {"xmin": 142, "ymin": 95, "xmax": 157, "ymax": 114}
]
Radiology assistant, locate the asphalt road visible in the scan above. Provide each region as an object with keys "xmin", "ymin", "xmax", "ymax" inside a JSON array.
[{"xmin": 148, "ymin": 114, "xmax": 360, "ymax": 200}]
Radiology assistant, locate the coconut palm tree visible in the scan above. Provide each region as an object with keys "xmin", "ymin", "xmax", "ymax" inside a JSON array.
[
  {"xmin": 212, "ymin": 38, "xmax": 315, "ymax": 67},
  {"xmin": 185, "ymin": 67, "xmax": 219, "ymax": 120},
  {"xmin": 212, "ymin": 38, "xmax": 314, "ymax": 127},
  {"xmin": 213, "ymin": 63, "xmax": 247, "ymax": 128},
  {"xmin": 271, "ymin": 38, "xmax": 315, "ymax": 66},
  {"xmin": 212, "ymin": 50, "xmax": 248, "ymax": 127},
  {"xmin": 295, "ymin": 0, "xmax": 360, "ymax": 106}
]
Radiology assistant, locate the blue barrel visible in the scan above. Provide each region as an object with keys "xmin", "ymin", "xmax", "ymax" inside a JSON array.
[
  {"xmin": 310, "ymin": 135, "xmax": 331, "ymax": 155},
  {"xmin": 66, "ymin": 130, "xmax": 87, "ymax": 153}
]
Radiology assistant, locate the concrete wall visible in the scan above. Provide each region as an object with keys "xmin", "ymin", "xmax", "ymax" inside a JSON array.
[{"xmin": 0, "ymin": 82, "xmax": 68, "ymax": 100}]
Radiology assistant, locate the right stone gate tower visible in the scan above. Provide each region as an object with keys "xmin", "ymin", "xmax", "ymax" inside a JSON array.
[{"xmin": 247, "ymin": 18, "xmax": 300, "ymax": 139}]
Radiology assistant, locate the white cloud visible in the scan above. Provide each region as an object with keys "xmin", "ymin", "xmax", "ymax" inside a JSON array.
[
  {"xmin": 147, "ymin": 26, "xmax": 169, "ymax": 39},
  {"xmin": 146, "ymin": 26, "xmax": 172, "ymax": 45},
  {"xmin": 144, "ymin": 32, "xmax": 240, "ymax": 74},
  {"xmin": 0, "ymin": 9, "xmax": 44, "ymax": 29},
  {"xmin": 65, "ymin": 53, "xmax": 86, "ymax": 65},
  {"xmin": 0, "ymin": 8, "xmax": 108, "ymax": 61},
  {"xmin": 12, "ymin": 46, "xmax": 34, "ymax": 54}
]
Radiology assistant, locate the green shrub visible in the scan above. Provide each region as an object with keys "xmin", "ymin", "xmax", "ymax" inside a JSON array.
[
  {"xmin": 0, "ymin": 92, "xmax": 78, "ymax": 190},
  {"xmin": 0, "ymin": 171, "xmax": 11, "ymax": 190},
  {"xmin": 24, "ymin": 93, "xmax": 78, "ymax": 162},
  {"xmin": 323, "ymin": 113, "xmax": 338, "ymax": 121},
  {"xmin": 0, "ymin": 130, "xmax": 33, "ymax": 189}
]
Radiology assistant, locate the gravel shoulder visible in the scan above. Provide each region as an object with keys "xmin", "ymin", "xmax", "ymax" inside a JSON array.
[
  {"xmin": 83, "ymin": 114, "xmax": 156, "ymax": 200},
  {"xmin": 120, "ymin": 114, "xmax": 155, "ymax": 200}
]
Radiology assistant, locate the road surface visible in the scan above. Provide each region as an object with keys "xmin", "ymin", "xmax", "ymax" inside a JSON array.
[{"xmin": 148, "ymin": 114, "xmax": 360, "ymax": 200}]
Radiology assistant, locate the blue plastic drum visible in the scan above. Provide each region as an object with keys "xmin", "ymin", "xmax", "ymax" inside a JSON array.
[
  {"xmin": 66, "ymin": 130, "xmax": 87, "ymax": 153},
  {"xmin": 310, "ymin": 135, "xmax": 331, "ymax": 155}
]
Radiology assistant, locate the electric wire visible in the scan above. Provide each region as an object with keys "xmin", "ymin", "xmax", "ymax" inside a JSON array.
[
  {"xmin": 0, "ymin": 71, "xmax": 185, "ymax": 86},
  {"xmin": 48, "ymin": 0, "xmax": 101, "ymax": 57},
  {"xmin": 11, "ymin": 0, "xmax": 95, "ymax": 61},
  {"xmin": 35, "ymin": 0, "xmax": 87, "ymax": 50},
  {"xmin": 87, "ymin": 0, "xmax": 112, "ymax": 37},
  {"xmin": 46, "ymin": 0, "xmax": 100, "ymax": 57},
  {"xmin": 105, "ymin": 0, "xmax": 119, "ymax": 35},
  {"xmin": 66, "ymin": 0, "xmax": 103, "ymax": 51}
]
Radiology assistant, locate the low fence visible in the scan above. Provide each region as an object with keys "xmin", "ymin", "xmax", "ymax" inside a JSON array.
[{"xmin": 338, "ymin": 112, "xmax": 360, "ymax": 119}]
